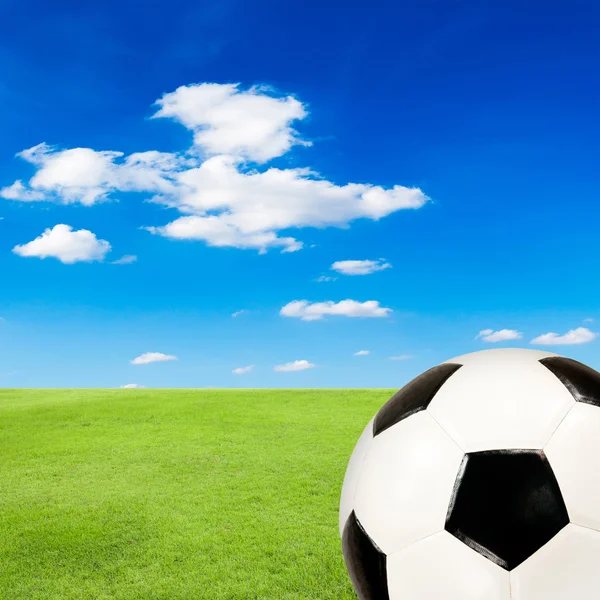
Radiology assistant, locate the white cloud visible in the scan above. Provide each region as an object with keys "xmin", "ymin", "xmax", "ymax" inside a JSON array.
[
  {"xmin": 232, "ymin": 365, "xmax": 254, "ymax": 374},
  {"xmin": 389, "ymin": 354, "xmax": 414, "ymax": 360},
  {"xmin": 315, "ymin": 275, "xmax": 336, "ymax": 282},
  {"xmin": 331, "ymin": 259, "xmax": 392, "ymax": 276},
  {"xmin": 584, "ymin": 318, "xmax": 595, "ymax": 323},
  {"xmin": 120, "ymin": 383, "xmax": 146, "ymax": 388},
  {"xmin": 354, "ymin": 350, "xmax": 370, "ymax": 356},
  {"xmin": 274, "ymin": 359, "xmax": 316, "ymax": 372},
  {"xmin": 1, "ymin": 144, "xmax": 187, "ymax": 206},
  {"xmin": 0, "ymin": 180, "xmax": 45, "ymax": 201},
  {"xmin": 146, "ymin": 155, "xmax": 426, "ymax": 253},
  {"xmin": 12, "ymin": 224, "xmax": 111, "ymax": 264},
  {"xmin": 147, "ymin": 212, "xmax": 304, "ymax": 253},
  {"xmin": 152, "ymin": 82, "xmax": 310, "ymax": 163},
  {"xmin": 530, "ymin": 327, "xmax": 598, "ymax": 346},
  {"xmin": 232, "ymin": 309, "xmax": 247, "ymax": 317},
  {"xmin": 280, "ymin": 299, "xmax": 392, "ymax": 321},
  {"xmin": 131, "ymin": 352, "xmax": 178, "ymax": 365},
  {"xmin": 19, "ymin": 145, "xmax": 122, "ymax": 205},
  {"xmin": 110, "ymin": 254, "xmax": 137, "ymax": 265},
  {"xmin": 2, "ymin": 83, "xmax": 428, "ymax": 254},
  {"xmin": 476, "ymin": 329, "xmax": 523, "ymax": 343}
]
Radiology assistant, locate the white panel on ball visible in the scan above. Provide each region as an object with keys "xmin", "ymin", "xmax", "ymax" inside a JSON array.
[
  {"xmin": 354, "ymin": 411, "xmax": 464, "ymax": 555},
  {"xmin": 387, "ymin": 530, "xmax": 511, "ymax": 600},
  {"xmin": 443, "ymin": 348, "xmax": 558, "ymax": 366},
  {"xmin": 339, "ymin": 417, "xmax": 374, "ymax": 537},
  {"xmin": 545, "ymin": 402, "xmax": 600, "ymax": 531},
  {"xmin": 510, "ymin": 524, "xmax": 600, "ymax": 600},
  {"xmin": 428, "ymin": 349, "xmax": 575, "ymax": 452}
]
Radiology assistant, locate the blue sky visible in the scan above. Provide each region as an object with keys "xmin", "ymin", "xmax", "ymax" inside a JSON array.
[{"xmin": 0, "ymin": 0, "xmax": 599, "ymax": 388}]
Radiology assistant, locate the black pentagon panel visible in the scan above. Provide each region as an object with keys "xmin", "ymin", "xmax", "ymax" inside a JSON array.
[
  {"xmin": 373, "ymin": 363, "xmax": 462, "ymax": 437},
  {"xmin": 342, "ymin": 511, "xmax": 389, "ymax": 600},
  {"xmin": 445, "ymin": 450, "xmax": 569, "ymax": 571},
  {"xmin": 540, "ymin": 356, "xmax": 600, "ymax": 408}
]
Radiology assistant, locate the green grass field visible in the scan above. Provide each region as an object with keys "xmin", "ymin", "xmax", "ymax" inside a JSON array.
[{"xmin": 0, "ymin": 388, "xmax": 394, "ymax": 600}]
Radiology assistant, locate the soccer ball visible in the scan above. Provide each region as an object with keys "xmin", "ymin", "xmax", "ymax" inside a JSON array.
[{"xmin": 339, "ymin": 348, "xmax": 600, "ymax": 600}]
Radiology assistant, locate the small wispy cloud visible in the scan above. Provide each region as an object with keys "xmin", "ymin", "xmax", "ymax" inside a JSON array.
[
  {"xmin": 584, "ymin": 318, "xmax": 595, "ymax": 323},
  {"xmin": 131, "ymin": 352, "xmax": 178, "ymax": 365},
  {"xmin": 232, "ymin": 309, "xmax": 248, "ymax": 317},
  {"xmin": 354, "ymin": 350, "xmax": 370, "ymax": 356},
  {"xmin": 232, "ymin": 365, "xmax": 254, "ymax": 374},
  {"xmin": 0, "ymin": 370, "xmax": 19, "ymax": 378},
  {"xmin": 476, "ymin": 329, "xmax": 523, "ymax": 343},
  {"xmin": 274, "ymin": 359, "xmax": 316, "ymax": 372},
  {"xmin": 110, "ymin": 254, "xmax": 137, "ymax": 265},
  {"xmin": 280, "ymin": 299, "xmax": 392, "ymax": 321},
  {"xmin": 120, "ymin": 383, "xmax": 146, "ymax": 388},
  {"xmin": 530, "ymin": 327, "xmax": 598, "ymax": 346},
  {"xmin": 331, "ymin": 259, "xmax": 392, "ymax": 276},
  {"xmin": 315, "ymin": 275, "xmax": 337, "ymax": 282},
  {"xmin": 389, "ymin": 354, "xmax": 414, "ymax": 361}
]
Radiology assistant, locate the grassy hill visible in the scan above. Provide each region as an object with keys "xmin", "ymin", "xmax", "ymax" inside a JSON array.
[{"xmin": 0, "ymin": 388, "xmax": 393, "ymax": 600}]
